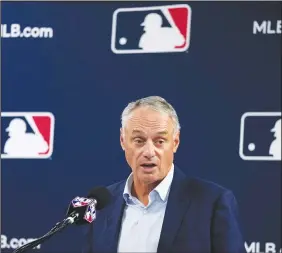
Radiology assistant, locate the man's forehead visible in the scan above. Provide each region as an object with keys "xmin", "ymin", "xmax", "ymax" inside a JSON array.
[
  {"xmin": 124, "ymin": 108, "xmax": 174, "ymax": 134},
  {"xmin": 126, "ymin": 117, "xmax": 172, "ymax": 133},
  {"xmin": 128, "ymin": 109, "xmax": 172, "ymax": 124}
]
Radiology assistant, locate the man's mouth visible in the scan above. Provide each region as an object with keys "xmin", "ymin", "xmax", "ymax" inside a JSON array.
[{"xmin": 141, "ymin": 163, "xmax": 157, "ymax": 169}]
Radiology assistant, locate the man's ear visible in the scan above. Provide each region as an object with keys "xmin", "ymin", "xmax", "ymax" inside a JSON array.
[
  {"xmin": 173, "ymin": 131, "xmax": 180, "ymax": 153},
  {"xmin": 120, "ymin": 128, "xmax": 125, "ymax": 151}
]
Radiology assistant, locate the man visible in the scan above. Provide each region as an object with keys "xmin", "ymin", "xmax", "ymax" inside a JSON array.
[
  {"xmin": 138, "ymin": 13, "xmax": 185, "ymax": 51},
  {"xmin": 83, "ymin": 96, "xmax": 245, "ymax": 253},
  {"xmin": 4, "ymin": 118, "xmax": 49, "ymax": 157}
]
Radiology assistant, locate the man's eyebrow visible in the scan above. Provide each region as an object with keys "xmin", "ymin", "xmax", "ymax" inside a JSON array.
[
  {"xmin": 156, "ymin": 131, "xmax": 169, "ymax": 136},
  {"xmin": 131, "ymin": 130, "xmax": 169, "ymax": 135}
]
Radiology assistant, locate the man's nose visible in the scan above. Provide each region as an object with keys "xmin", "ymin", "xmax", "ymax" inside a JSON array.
[{"xmin": 143, "ymin": 141, "xmax": 155, "ymax": 158}]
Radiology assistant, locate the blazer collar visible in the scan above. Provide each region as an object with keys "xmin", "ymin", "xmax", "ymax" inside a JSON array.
[
  {"xmin": 123, "ymin": 164, "xmax": 175, "ymax": 203},
  {"xmin": 157, "ymin": 166, "xmax": 191, "ymax": 253},
  {"xmin": 102, "ymin": 165, "xmax": 191, "ymax": 253}
]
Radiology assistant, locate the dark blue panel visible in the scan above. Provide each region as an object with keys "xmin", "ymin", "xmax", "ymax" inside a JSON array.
[{"xmin": 1, "ymin": 1, "xmax": 281, "ymax": 253}]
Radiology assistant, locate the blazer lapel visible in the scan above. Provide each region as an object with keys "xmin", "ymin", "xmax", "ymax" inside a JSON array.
[
  {"xmin": 157, "ymin": 167, "xmax": 192, "ymax": 253},
  {"xmin": 99, "ymin": 183, "xmax": 126, "ymax": 252}
]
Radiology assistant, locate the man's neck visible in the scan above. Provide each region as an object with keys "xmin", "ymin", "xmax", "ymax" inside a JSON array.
[{"xmin": 131, "ymin": 177, "xmax": 163, "ymax": 206}]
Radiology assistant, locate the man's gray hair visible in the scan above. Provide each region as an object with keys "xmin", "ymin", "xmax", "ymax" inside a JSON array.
[{"xmin": 121, "ymin": 96, "xmax": 181, "ymax": 136}]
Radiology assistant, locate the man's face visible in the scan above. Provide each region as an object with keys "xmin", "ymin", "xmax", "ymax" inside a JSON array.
[
  {"xmin": 120, "ymin": 107, "xmax": 180, "ymax": 185},
  {"xmin": 274, "ymin": 129, "xmax": 281, "ymax": 139}
]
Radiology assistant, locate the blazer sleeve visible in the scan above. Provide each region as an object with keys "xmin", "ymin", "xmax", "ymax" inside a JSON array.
[
  {"xmin": 81, "ymin": 224, "xmax": 93, "ymax": 253},
  {"xmin": 211, "ymin": 190, "xmax": 245, "ymax": 253}
]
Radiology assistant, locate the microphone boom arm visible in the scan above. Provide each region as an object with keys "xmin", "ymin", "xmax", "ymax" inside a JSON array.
[
  {"xmin": 12, "ymin": 213, "xmax": 78, "ymax": 253},
  {"xmin": 11, "ymin": 187, "xmax": 111, "ymax": 253}
]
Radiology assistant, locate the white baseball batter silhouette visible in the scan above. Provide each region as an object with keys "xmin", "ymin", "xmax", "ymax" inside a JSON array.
[
  {"xmin": 138, "ymin": 13, "xmax": 185, "ymax": 51},
  {"xmin": 4, "ymin": 118, "xmax": 48, "ymax": 156},
  {"xmin": 269, "ymin": 119, "xmax": 281, "ymax": 160}
]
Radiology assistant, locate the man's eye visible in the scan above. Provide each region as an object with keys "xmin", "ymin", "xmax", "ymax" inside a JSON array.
[
  {"xmin": 134, "ymin": 139, "xmax": 144, "ymax": 144},
  {"xmin": 156, "ymin": 140, "xmax": 165, "ymax": 144}
]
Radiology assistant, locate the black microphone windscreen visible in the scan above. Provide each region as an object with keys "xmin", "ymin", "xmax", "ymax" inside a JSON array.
[{"xmin": 87, "ymin": 186, "xmax": 112, "ymax": 210}]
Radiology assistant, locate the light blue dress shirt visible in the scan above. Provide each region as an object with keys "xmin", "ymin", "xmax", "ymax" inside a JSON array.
[{"xmin": 117, "ymin": 165, "xmax": 174, "ymax": 253}]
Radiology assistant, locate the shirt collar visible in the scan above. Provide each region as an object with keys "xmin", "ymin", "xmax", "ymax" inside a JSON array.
[{"xmin": 123, "ymin": 164, "xmax": 174, "ymax": 203}]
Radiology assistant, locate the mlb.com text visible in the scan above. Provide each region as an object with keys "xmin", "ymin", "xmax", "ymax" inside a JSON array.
[
  {"xmin": 1, "ymin": 235, "xmax": 41, "ymax": 250},
  {"xmin": 245, "ymin": 242, "xmax": 282, "ymax": 253},
  {"xmin": 1, "ymin": 24, "xmax": 53, "ymax": 38}
]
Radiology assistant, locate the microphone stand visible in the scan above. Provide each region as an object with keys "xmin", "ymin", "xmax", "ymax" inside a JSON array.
[{"xmin": 12, "ymin": 213, "xmax": 79, "ymax": 253}]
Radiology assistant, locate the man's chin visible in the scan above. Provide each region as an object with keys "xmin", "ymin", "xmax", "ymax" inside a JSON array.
[{"xmin": 139, "ymin": 172, "xmax": 159, "ymax": 184}]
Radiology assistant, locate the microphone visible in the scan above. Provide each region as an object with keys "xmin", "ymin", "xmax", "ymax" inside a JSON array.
[
  {"xmin": 66, "ymin": 186, "xmax": 112, "ymax": 225},
  {"xmin": 12, "ymin": 186, "xmax": 112, "ymax": 253}
]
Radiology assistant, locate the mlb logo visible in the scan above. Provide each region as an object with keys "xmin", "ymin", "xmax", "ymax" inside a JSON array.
[
  {"xmin": 72, "ymin": 197, "xmax": 93, "ymax": 208},
  {"xmin": 111, "ymin": 4, "xmax": 192, "ymax": 54},
  {"xmin": 239, "ymin": 112, "xmax": 281, "ymax": 161},
  {"xmin": 84, "ymin": 202, "xmax": 96, "ymax": 223},
  {"xmin": 1, "ymin": 112, "xmax": 55, "ymax": 159}
]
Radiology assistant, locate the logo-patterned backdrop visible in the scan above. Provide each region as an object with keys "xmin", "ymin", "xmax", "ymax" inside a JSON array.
[{"xmin": 1, "ymin": 1, "xmax": 281, "ymax": 253}]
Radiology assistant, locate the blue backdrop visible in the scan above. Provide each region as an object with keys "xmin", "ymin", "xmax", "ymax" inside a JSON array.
[{"xmin": 1, "ymin": 1, "xmax": 281, "ymax": 253}]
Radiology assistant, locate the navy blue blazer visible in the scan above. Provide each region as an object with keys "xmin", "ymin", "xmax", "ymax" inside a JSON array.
[{"xmin": 82, "ymin": 166, "xmax": 245, "ymax": 253}]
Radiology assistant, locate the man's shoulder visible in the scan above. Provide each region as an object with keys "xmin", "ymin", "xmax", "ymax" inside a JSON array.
[
  {"xmin": 188, "ymin": 176, "xmax": 229, "ymax": 191},
  {"xmin": 174, "ymin": 166, "xmax": 231, "ymax": 195},
  {"xmin": 105, "ymin": 179, "xmax": 126, "ymax": 196},
  {"xmin": 184, "ymin": 175, "xmax": 233, "ymax": 201}
]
